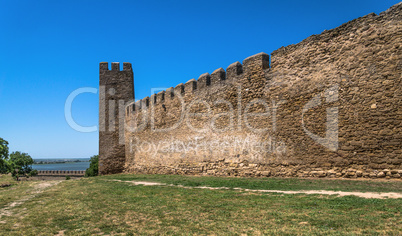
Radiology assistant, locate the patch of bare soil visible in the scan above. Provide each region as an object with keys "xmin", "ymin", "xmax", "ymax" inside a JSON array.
[
  {"xmin": 109, "ymin": 180, "xmax": 402, "ymax": 199},
  {"xmin": 0, "ymin": 180, "xmax": 62, "ymax": 223}
]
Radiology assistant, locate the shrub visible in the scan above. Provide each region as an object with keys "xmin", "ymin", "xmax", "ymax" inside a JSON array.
[
  {"xmin": 0, "ymin": 138, "xmax": 9, "ymax": 174},
  {"xmin": 8, "ymin": 151, "xmax": 37, "ymax": 181},
  {"xmin": 85, "ymin": 155, "xmax": 99, "ymax": 177}
]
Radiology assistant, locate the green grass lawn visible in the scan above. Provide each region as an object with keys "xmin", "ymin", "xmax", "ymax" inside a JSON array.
[
  {"xmin": 0, "ymin": 174, "xmax": 13, "ymax": 186},
  {"xmin": 0, "ymin": 174, "xmax": 37, "ymax": 209},
  {"xmin": 101, "ymin": 174, "xmax": 402, "ymax": 193},
  {"xmin": 0, "ymin": 174, "xmax": 401, "ymax": 235}
]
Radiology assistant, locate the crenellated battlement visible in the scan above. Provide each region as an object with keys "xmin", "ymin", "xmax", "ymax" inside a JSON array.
[
  {"xmin": 197, "ymin": 73, "xmax": 211, "ymax": 89},
  {"xmin": 100, "ymin": 62, "xmax": 132, "ymax": 72},
  {"xmin": 165, "ymin": 87, "xmax": 174, "ymax": 99},
  {"xmin": 226, "ymin": 61, "xmax": 243, "ymax": 79},
  {"xmin": 37, "ymin": 170, "xmax": 85, "ymax": 176},
  {"xmin": 211, "ymin": 68, "xmax": 226, "ymax": 83},
  {"xmin": 125, "ymin": 52, "xmax": 269, "ymax": 115}
]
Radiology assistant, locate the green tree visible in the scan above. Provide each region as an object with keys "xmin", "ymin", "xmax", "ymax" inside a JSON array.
[
  {"xmin": 0, "ymin": 138, "xmax": 9, "ymax": 174},
  {"xmin": 85, "ymin": 155, "xmax": 99, "ymax": 177},
  {"xmin": 8, "ymin": 151, "xmax": 37, "ymax": 181}
]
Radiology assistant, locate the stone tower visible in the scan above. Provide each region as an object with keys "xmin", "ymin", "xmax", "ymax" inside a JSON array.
[{"xmin": 99, "ymin": 62, "xmax": 134, "ymax": 175}]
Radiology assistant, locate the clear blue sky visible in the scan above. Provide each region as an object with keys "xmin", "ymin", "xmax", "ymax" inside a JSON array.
[{"xmin": 0, "ymin": 0, "xmax": 399, "ymax": 158}]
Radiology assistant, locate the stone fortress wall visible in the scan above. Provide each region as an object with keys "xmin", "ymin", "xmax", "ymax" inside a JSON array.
[{"xmin": 100, "ymin": 3, "xmax": 402, "ymax": 178}]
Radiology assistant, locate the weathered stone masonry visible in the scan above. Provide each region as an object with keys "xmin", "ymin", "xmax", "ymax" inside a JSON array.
[
  {"xmin": 99, "ymin": 62, "xmax": 134, "ymax": 175},
  {"xmin": 100, "ymin": 3, "xmax": 402, "ymax": 178}
]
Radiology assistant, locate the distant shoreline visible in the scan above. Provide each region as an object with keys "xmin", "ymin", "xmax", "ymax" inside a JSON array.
[
  {"xmin": 33, "ymin": 158, "xmax": 90, "ymax": 165},
  {"xmin": 34, "ymin": 161, "xmax": 90, "ymax": 165}
]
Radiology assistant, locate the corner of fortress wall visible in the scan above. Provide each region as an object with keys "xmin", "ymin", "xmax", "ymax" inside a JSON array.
[{"xmin": 100, "ymin": 3, "xmax": 402, "ymax": 178}]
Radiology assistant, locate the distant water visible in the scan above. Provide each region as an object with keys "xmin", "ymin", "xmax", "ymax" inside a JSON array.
[{"xmin": 32, "ymin": 158, "xmax": 90, "ymax": 171}]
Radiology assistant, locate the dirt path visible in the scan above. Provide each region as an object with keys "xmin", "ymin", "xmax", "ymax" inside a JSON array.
[
  {"xmin": 110, "ymin": 179, "xmax": 402, "ymax": 199},
  {"xmin": 0, "ymin": 180, "xmax": 62, "ymax": 223}
]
